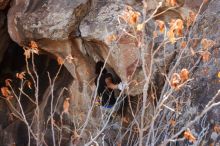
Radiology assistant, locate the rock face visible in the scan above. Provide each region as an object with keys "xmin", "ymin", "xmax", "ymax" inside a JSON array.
[
  {"xmin": 0, "ymin": 0, "xmax": 219, "ymax": 145},
  {"xmin": 0, "ymin": 11, "xmax": 11, "ymax": 63},
  {"xmin": 0, "ymin": 0, "xmax": 10, "ymax": 10},
  {"xmin": 190, "ymin": 0, "xmax": 220, "ymax": 118},
  {"xmin": 7, "ymin": 0, "xmax": 91, "ymax": 44}
]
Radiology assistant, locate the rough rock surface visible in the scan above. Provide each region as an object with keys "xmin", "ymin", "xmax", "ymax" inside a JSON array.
[
  {"xmin": 0, "ymin": 11, "xmax": 11, "ymax": 63},
  {"xmin": 190, "ymin": 0, "xmax": 220, "ymax": 117},
  {"xmin": 7, "ymin": 0, "xmax": 91, "ymax": 44},
  {"xmin": 0, "ymin": 0, "xmax": 219, "ymax": 145},
  {"xmin": 0, "ymin": 0, "xmax": 10, "ymax": 10}
]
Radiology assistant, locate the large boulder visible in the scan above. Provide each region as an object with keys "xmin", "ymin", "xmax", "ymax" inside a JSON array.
[{"xmin": 7, "ymin": 0, "xmax": 91, "ymax": 44}]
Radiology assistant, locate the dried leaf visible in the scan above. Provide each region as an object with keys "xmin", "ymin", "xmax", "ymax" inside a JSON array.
[
  {"xmin": 66, "ymin": 55, "xmax": 74, "ymax": 64},
  {"xmin": 184, "ymin": 130, "xmax": 196, "ymax": 143},
  {"xmin": 63, "ymin": 98, "xmax": 70, "ymax": 113},
  {"xmin": 171, "ymin": 73, "xmax": 181, "ymax": 89},
  {"xmin": 180, "ymin": 68, "xmax": 189, "ymax": 82},
  {"xmin": 120, "ymin": 7, "xmax": 140, "ymax": 25},
  {"xmin": 57, "ymin": 56, "xmax": 64, "ymax": 65},
  {"xmin": 30, "ymin": 41, "xmax": 38, "ymax": 49},
  {"xmin": 201, "ymin": 51, "xmax": 211, "ymax": 62},
  {"xmin": 187, "ymin": 11, "xmax": 196, "ymax": 29},
  {"xmin": 218, "ymin": 72, "xmax": 220, "ymax": 78},
  {"xmin": 24, "ymin": 49, "xmax": 31, "ymax": 59},
  {"xmin": 5, "ymin": 79, "xmax": 12, "ymax": 86},
  {"xmin": 180, "ymin": 41, "xmax": 187, "ymax": 48},
  {"xmin": 106, "ymin": 34, "xmax": 117, "ymax": 43},
  {"xmin": 156, "ymin": 20, "xmax": 165, "ymax": 33},
  {"xmin": 175, "ymin": 19, "xmax": 184, "ymax": 36},
  {"xmin": 29, "ymin": 41, "xmax": 39, "ymax": 54},
  {"xmin": 190, "ymin": 47, "xmax": 196, "ymax": 56},
  {"xmin": 129, "ymin": 12, "xmax": 139, "ymax": 25},
  {"xmin": 170, "ymin": 119, "xmax": 176, "ymax": 127},
  {"xmin": 167, "ymin": 29, "xmax": 176, "ymax": 44},
  {"xmin": 137, "ymin": 23, "xmax": 144, "ymax": 31},
  {"xmin": 1, "ymin": 87, "xmax": 13, "ymax": 99},
  {"xmin": 16, "ymin": 71, "xmax": 26, "ymax": 80},
  {"xmin": 27, "ymin": 81, "xmax": 32, "ymax": 89},
  {"xmin": 201, "ymin": 39, "xmax": 215, "ymax": 50},
  {"xmin": 72, "ymin": 131, "xmax": 80, "ymax": 144},
  {"xmin": 203, "ymin": 0, "xmax": 209, "ymax": 3},
  {"xmin": 1, "ymin": 87, "xmax": 10, "ymax": 97},
  {"xmin": 153, "ymin": 31, "xmax": 158, "ymax": 38},
  {"xmin": 166, "ymin": 0, "xmax": 177, "ymax": 6},
  {"xmin": 214, "ymin": 124, "xmax": 220, "ymax": 133}
]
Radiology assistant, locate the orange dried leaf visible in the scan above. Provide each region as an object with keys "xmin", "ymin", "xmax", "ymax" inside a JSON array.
[
  {"xmin": 1, "ymin": 87, "xmax": 10, "ymax": 97},
  {"xmin": 218, "ymin": 72, "xmax": 220, "ymax": 78},
  {"xmin": 180, "ymin": 41, "xmax": 187, "ymax": 48},
  {"xmin": 190, "ymin": 47, "xmax": 196, "ymax": 56},
  {"xmin": 16, "ymin": 71, "xmax": 26, "ymax": 80},
  {"xmin": 167, "ymin": 29, "xmax": 176, "ymax": 44},
  {"xmin": 170, "ymin": 119, "xmax": 176, "ymax": 127},
  {"xmin": 57, "ymin": 56, "xmax": 64, "ymax": 65},
  {"xmin": 203, "ymin": 0, "xmax": 209, "ymax": 3},
  {"xmin": 106, "ymin": 34, "xmax": 117, "ymax": 43},
  {"xmin": 24, "ymin": 49, "xmax": 31, "ymax": 59},
  {"xmin": 180, "ymin": 68, "xmax": 189, "ymax": 82},
  {"xmin": 201, "ymin": 39, "xmax": 215, "ymax": 50},
  {"xmin": 153, "ymin": 31, "xmax": 158, "ymax": 38},
  {"xmin": 214, "ymin": 124, "xmax": 220, "ymax": 133},
  {"xmin": 171, "ymin": 73, "xmax": 181, "ymax": 89},
  {"xmin": 187, "ymin": 11, "xmax": 196, "ymax": 29},
  {"xmin": 201, "ymin": 51, "xmax": 211, "ymax": 62},
  {"xmin": 175, "ymin": 19, "xmax": 184, "ymax": 36},
  {"xmin": 166, "ymin": 0, "xmax": 177, "ymax": 6},
  {"xmin": 63, "ymin": 98, "xmax": 70, "ymax": 113},
  {"xmin": 27, "ymin": 81, "xmax": 32, "ymax": 89},
  {"xmin": 1, "ymin": 87, "xmax": 13, "ymax": 99},
  {"xmin": 30, "ymin": 41, "xmax": 38, "ymax": 49},
  {"xmin": 5, "ymin": 79, "xmax": 12, "ymax": 86},
  {"xmin": 184, "ymin": 130, "xmax": 196, "ymax": 143},
  {"xmin": 156, "ymin": 20, "xmax": 165, "ymax": 33},
  {"xmin": 137, "ymin": 23, "xmax": 144, "ymax": 31},
  {"xmin": 129, "ymin": 12, "xmax": 139, "ymax": 25},
  {"xmin": 29, "ymin": 41, "xmax": 39, "ymax": 54}
]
